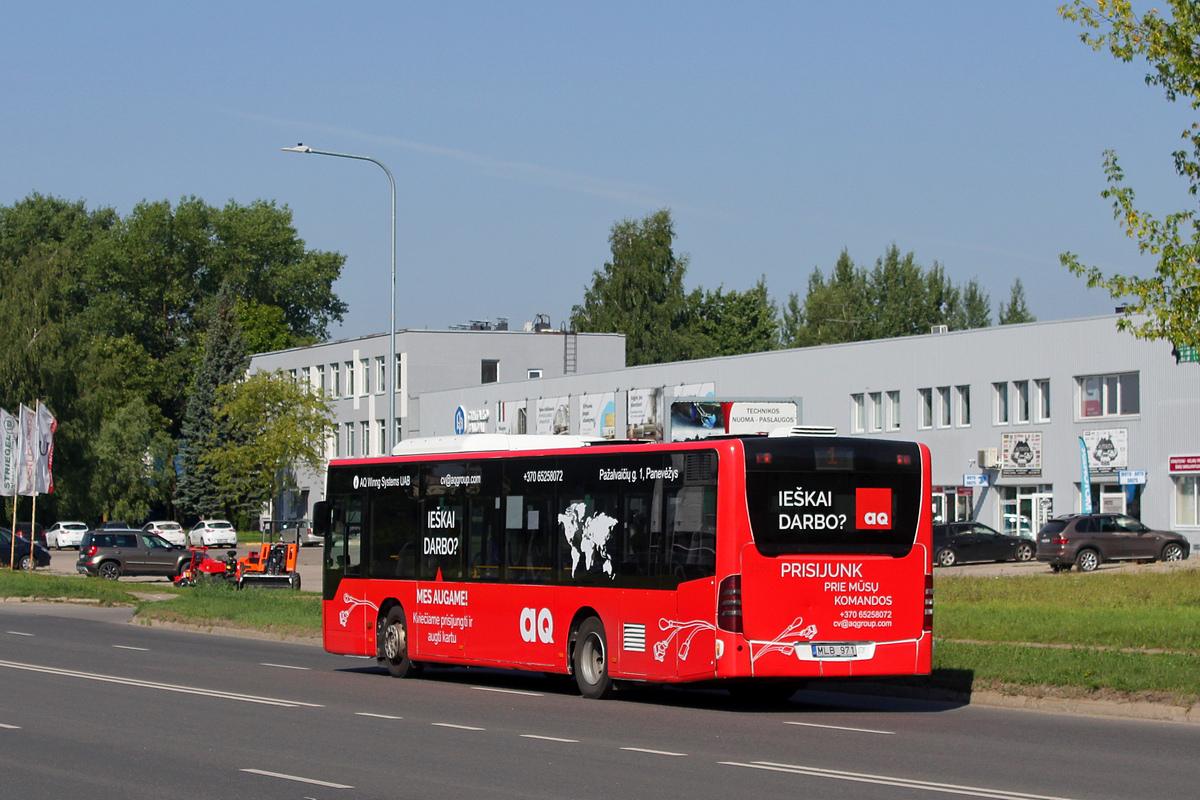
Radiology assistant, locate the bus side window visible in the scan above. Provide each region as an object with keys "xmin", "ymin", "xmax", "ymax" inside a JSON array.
[
  {"xmin": 622, "ymin": 494, "xmax": 653, "ymax": 578},
  {"xmin": 666, "ymin": 485, "xmax": 716, "ymax": 581},
  {"xmin": 468, "ymin": 495, "xmax": 501, "ymax": 580},
  {"xmin": 505, "ymin": 495, "xmax": 554, "ymax": 583}
]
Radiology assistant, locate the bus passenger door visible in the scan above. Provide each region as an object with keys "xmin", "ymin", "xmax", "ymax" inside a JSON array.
[{"xmin": 323, "ymin": 496, "xmax": 372, "ymax": 656}]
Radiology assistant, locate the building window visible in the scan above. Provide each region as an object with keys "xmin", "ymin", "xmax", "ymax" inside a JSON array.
[
  {"xmin": 288, "ymin": 368, "xmax": 297, "ymax": 383},
  {"xmin": 918, "ymin": 388, "xmax": 933, "ymax": 429},
  {"xmin": 994, "ymin": 382, "xmax": 1009, "ymax": 424},
  {"xmin": 344, "ymin": 422, "xmax": 355, "ymax": 457},
  {"xmin": 1176, "ymin": 475, "xmax": 1199, "ymax": 527},
  {"xmin": 886, "ymin": 391, "xmax": 901, "ymax": 431},
  {"xmin": 481, "ymin": 359, "xmax": 499, "ymax": 384},
  {"xmin": 395, "ymin": 418, "xmax": 403, "ymax": 445},
  {"xmin": 1035, "ymin": 379, "xmax": 1050, "ymax": 422},
  {"xmin": 395, "ymin": 353, "xmax": 403, "ymax": 392},
  {"xmin": 377, "ymin": 420, "xmax": 386, "ymax": 454},
  {"xmin": 299, "ymin": 366, "xmax": 310, "ymax": 391},
  {"xmin": 527, "ymin": 368, "xmax": 543, "ymax": 379},
  {"xmin": 937, "ymin": 386, "xmax": 951, "ymax": 427},
  {"xmin": 360, "ymin": 359, "xmax": 369, "ymax": 396},
  {"xmin": 345, "ymin": 361, "xmax": 355, "ymax": 396},
  {"xmin": 316, "ymin": 365, "xmax": 325, "ymax": 395},
  {"xmin": 869, "ymin": 392, "xmax": 883, "ymax": 432},
  {"xmin": 1015, "ymin": 380, "xmax": 1030, "ymax": 424},
  {"xmin": 376, "ymin": 357, "xmax": 386, "ymax": 394},
  {"xmin": 956, "ymin": 385, "xmax": 971, "ymax": 427},
  {"xmin": 332, "ymin": 425, "xmax": 340, "ymax": 459},
  {"xmin": 1079, "ymin": 372, "xmax": 1139, "ymax": 418},
  {"xmin": 360, "ymin": 421, "xmax": 370, "ymax": 456},
  {"xmin": 852, "ymin": 394, "xmax": 866, "ymax": 433},
  {"xmin": 331, "ymin": 364, "xmax": 340, "ymax": 397}
]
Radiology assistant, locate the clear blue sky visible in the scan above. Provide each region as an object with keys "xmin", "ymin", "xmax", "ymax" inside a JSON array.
[{"xmin": 4, "ymin": 2, "xmax": 1190, "ymax": 340}]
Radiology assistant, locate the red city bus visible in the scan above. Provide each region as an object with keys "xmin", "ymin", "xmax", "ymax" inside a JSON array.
[{"xmin": 314, "ymin": 431, "xmax": 933, "ymax": 700}]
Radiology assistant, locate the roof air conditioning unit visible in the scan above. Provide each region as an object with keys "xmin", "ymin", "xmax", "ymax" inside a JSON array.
[
  {"xmin": 977, "ymin": 447, "xmax": 999, "ymax": 469},
  {"xmin": 931, "ymin": 325, "xmax": 949, "ymax": 334}
]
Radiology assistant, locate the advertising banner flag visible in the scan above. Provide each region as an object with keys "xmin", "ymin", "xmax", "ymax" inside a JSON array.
[
  {"xmin": 1079, "ymin": 436, "xmax": 1093, "ymax": 514},
  {"xmin": 16, "ymin": 405, "xmax": 35, "ymax": 496},
  {"xmin": 35, "ymin": 403, "xmax": 56, "ymax": 494},
  {"xmin": 0, "ymin": 408, "xmax": 18, "ymax": 497}
]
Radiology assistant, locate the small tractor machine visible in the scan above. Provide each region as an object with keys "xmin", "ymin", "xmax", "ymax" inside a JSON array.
[
  {"xmin": 174, "ymin": 547, "xmax": 238, "ymax": 587},
  {"xmin": 235, "ymin": 526, "xmax": 302, "ymax": 590}
]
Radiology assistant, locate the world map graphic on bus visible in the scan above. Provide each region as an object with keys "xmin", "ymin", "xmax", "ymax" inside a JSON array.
[{"xmin": 558, "ymin": 502, "xmax": 618, "ymax": 579}]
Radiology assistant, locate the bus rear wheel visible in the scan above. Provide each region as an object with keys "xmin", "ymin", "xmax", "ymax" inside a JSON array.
[
  {"xmin": 573, "ymin": 617, "xmax": 614, "ymax": 699},
  {"xmin": 380, "ymin": 607, "xmax": 421, "ymax": 679}
]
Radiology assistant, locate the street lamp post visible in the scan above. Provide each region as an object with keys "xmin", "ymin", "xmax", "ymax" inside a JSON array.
[{"xmin": 283, "ymin": 144, "xmax": 398, "ymax": 454}]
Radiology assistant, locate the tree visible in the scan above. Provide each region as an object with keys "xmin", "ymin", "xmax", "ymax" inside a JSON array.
[
  {"xmin": 685, "ymin": 276, "xmax": 779, "ymax": 358},
  {"xmin": 1060, "ymin": 1, "xmax": 1200, "ymax": 347},
  {"xmin": 571, "ymin": 209, "xmax": 692, "ymax": 366},
  {"xmin": 782, "ymin": 249, "xmax": 872, "ymax": 347},
  {"xmin": 999, "ymin": 278, "xmax": 1036, "ymax": 324},
  {"xmin": 89, "ymin": 398, "xmax": 175, "ymax": 523},
  {"xmin": 948, "ymin": 279, "xmax": 993, "ymax": 330},
  {"xmin": 176, "ymin": 285, "xmax": 249, "ymax": 519},
  {"xmin": 203, "ymin": 370, "xmax": 333, "ymax": 523}
]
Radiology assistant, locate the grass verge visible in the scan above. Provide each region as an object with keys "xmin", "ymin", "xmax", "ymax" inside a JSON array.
[{"xmin": 135, "ymin": 580, "xmax": 320, "ymax": 639}]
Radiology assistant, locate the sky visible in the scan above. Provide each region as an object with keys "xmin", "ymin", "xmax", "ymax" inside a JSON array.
[{"xmin": 3, "ymin": 2, "xmax": 1192, "ymax": 341}]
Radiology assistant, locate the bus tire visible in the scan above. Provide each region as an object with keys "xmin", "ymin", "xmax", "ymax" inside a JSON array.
[
  {"xmin": 380, "ymin": 607, "xmax": 421, "ymax": 679},
  {"xmin": 573, "ymin": 617, "xmax": 614, "ymax": 699}
]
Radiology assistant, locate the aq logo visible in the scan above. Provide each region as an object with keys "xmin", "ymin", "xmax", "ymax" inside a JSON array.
[
  {"xmin": 519, "ymin": 607, "xmax": 554, "ymax": 643},
  {"xmin": 856, "ymin": 487, "xmax": 893, "ymax": 529}
]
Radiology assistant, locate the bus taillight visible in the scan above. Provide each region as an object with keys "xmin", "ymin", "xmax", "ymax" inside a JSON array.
[
  {"xmin": 923, "ymin": 574, "xmax": 934, "ymax": 631},
  {"xmin": 717, "ymin": 574, "xmax": 743, "ymax": 634}
]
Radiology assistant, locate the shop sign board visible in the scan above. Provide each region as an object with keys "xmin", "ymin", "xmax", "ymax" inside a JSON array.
[{"xmin": 1169, "ymin": 455, "xmax": 1200, "ymax": 473}]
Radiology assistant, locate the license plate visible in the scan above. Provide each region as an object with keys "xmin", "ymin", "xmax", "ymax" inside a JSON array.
[{"xmin": 812, "ymin": 643, "xmax": 858, "ymax": 658}]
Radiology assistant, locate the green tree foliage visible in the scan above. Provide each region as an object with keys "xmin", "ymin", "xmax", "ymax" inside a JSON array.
[
  {"xmin": 782, "ymin": 246, "xmax": 994, "ymax": 347},
  {"xmin": 176, "ymin": 285, "xmax": 249, "ymax": 520},
  {"xmin": 571, "ymin": 209, "xmax": 692, "ymax": 366},
  {"xmin": 0, "ymin": 192, "xmax": 345, "ymax": 523},
  {"xmin": 203, "ymin": 370, "xmax": 333, "ymax": 523},
  {"xmin": 90, "ymin": 398, "xmax": 176, "ymax": 523},
  {"xmin": 1060, "ymin": 0, "xmax": 1200, "ymax": 347},
  {"xmin": 998, "ymin": 278, "xmax": 1037, "ymax": 324},
  {"xmin": 685, "ymin": 276, "xmax": 779, "ymax": 358}
]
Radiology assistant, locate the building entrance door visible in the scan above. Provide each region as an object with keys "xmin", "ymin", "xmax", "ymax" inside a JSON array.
[{"xmin": 1032, "ymin": 492, "xmax": 1054, "ymax": 534}]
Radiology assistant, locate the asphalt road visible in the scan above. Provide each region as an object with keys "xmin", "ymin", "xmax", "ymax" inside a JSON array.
[{"xmin": 0, "ymin": 602, "xmax": 1195, "ymax": 800}]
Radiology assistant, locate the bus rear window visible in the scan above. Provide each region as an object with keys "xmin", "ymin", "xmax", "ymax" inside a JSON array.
[{"xmin": 743, "ymin": 438, "xmax": 921, "ymax": 557}]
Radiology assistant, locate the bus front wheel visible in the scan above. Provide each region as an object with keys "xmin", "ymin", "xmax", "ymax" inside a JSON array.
[
  {"xmin": 573, "ymin": 617, "xmax": 614, "ymax": 699},
  {"xmin": 380, "ymin": 607, "xmax": 421, "ymax": 679}
]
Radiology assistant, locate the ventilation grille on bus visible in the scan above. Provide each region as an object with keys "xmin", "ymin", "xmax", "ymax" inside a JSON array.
[
  {"xmin": 683, "ymin": 452, "xmax": 716, "ymax": 482},
  {"xmin": 767, "ymin": 425, "xmax": 838, "ymax": 438}
]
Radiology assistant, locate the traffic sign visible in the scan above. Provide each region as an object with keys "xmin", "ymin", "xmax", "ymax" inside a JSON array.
[{"xmin": 962, "ymin": 473, "xmax": 988, "ymax": 487}]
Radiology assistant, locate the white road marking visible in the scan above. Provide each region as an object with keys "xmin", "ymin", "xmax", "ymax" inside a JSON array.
[
  {"xmin": 260, "ymin": 662, "xmax": 310, "ymax": 670},
  {"xmin": 112, "ymin": 645, "xmax": 149, "ymax": 651},
  {"xmin": 784, "ymin": 721, "xmax": 895, "ymax": 735},
  {"xmin": 721, "ymin": 761, "xmax": 1080, "ymax": 800},
  {"xmin": 471, "ymin": 685, "xmax": 543, "ymax": 697},
  {"xmin": 431, "ymin": 722, "xmax": 485, "ymax": 731},
  {"xmin": 0, "ymin": 723, "xmax": 20, "ymax": 729},
  {"xmin": 240, "ymin": 768, "xmax": 353, "ymax": 789},
  {"xmin": 355, "ymin": 712, "xmax": 403, "ymax": 720},
  {"xmin": 6, "ymin": 631, "xmax": 33, "ymax": 637},
  {"xmin": 521, "ymin": 734, "xmax": 579, "ymax": 743},
  {"xmin": 0, "ymin": 659, "xmax": 324, "ymax": 708},
  {"xmin": 621, "ymin": 747, "xmax": 687, "ymax": 757}
]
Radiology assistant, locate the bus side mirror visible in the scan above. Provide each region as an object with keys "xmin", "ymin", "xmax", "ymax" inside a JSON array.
[{"xmin": 313, "ymin": 501, "xmax": 330, "ymax": 539}]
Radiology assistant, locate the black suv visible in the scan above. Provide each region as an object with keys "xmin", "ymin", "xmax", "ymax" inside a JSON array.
[
  {"xmin": 77, "ymin": 530, "xmax": 195, "ymax": 581},
  {"xmin": 1035, "ymin": 514, "xmax": 1190, "ymax": 573},
  {"xmin": 933, "ymin": 522, "xmax": 1033, "ymax": 567}
]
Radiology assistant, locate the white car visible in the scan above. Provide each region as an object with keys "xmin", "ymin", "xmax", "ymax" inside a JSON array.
[
  {"xmin": 143, "ymin": 521, "xmax": 186, "ymax": 547},
  {"xmin": 47, "ymin": 521, "xmax": 89, "ymax": 549},
  {"xmin": 188, "ymin": 520, "xmax": 238, "ymax": 548}
]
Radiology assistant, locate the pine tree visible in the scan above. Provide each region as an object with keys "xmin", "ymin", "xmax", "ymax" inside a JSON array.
[
  {"xmin": 998, "ymin": 278, "xmax": 1036, "ymax": 325},
  {"xmin": 175, "ymin": 284, "xmax": 249, "ymax": 519}
]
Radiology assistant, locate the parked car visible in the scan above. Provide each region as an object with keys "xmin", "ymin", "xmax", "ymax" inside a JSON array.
[
  {"xmin": 77, "ymin": 530, "xmax": 195, "ymax": 580},
  {"xmin": 188, "ymin": 520, "xmax": 238, "ymax": 548},
  {"xmin": 0, "ymin": 527, "xmax": 51, "ymax": 570},
  {"xmin": 47, "ymin": 521, "xmax": 89, "ymax": 550},
  {"xmin": 278, "ymin": 520, "xmax": 321, "ymax": 547},
  {"xmin": 933, "ymin": 522, "xmax": 1034, "ymax": 567},
  {"xmin": 13, "ymin": 522, "xmax": 47, "ymax": 548},
  {"xmin": 143, "ymin": 521, "xmax": 186, "ymax": 547},
  {"xmin": 1035, "ymin": 514, "xmax": 1191, "ymax": 573}
]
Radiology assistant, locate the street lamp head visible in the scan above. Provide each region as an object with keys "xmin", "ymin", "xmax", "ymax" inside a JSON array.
[{"xmin": 281, "ymin": 144, "xmax": 312, "ymax": 153}]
